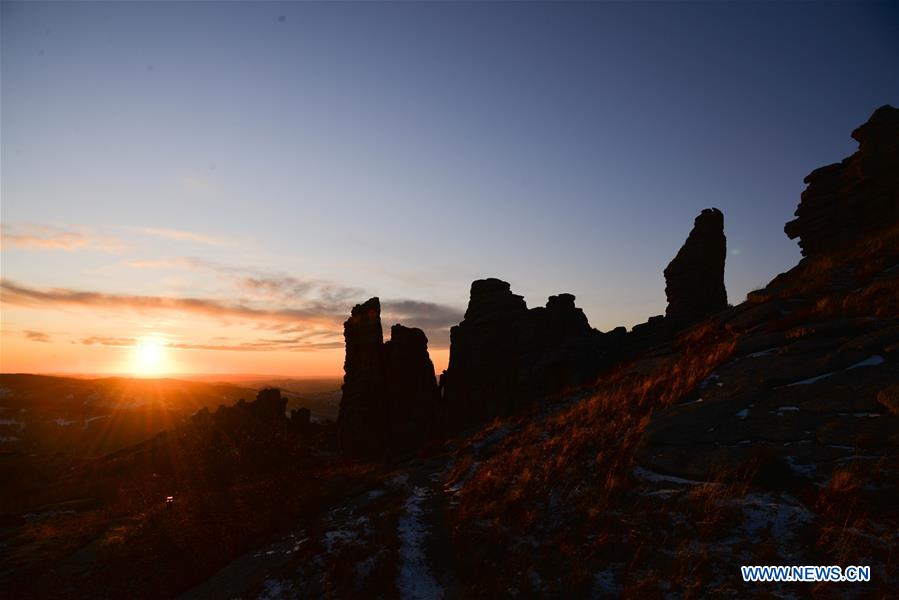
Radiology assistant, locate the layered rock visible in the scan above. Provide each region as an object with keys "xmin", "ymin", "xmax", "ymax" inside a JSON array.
[
  {"xmin": 785, "ymin": 104, "xmax": 899, "ymax": 256},
  {"xmin": 337, "ymin": 298, "xmax": 440, "ymax": 459},
  {"xmin": 442, "ymin": 279, "xmax": 609, "ymax": 430},
  {"xmin": 664, "ymin": 208, "xmax": 727, "ymax": 322}
]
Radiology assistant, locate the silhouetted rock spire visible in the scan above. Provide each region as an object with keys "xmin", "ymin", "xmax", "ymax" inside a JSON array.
[
  {"xmin": 338, "ymin": 298, "xmax": 387, "ymax": 458},
  {"xmin": 337, "ymin": 298, "xmax": 439, "ymax": 459},
  {"xmin": 785, "ymin": 104, "xmax": 899, "ymax": 256},
  {"xmin": 664, "ymin": 208, "xmax": 727, "ymax": 321}
]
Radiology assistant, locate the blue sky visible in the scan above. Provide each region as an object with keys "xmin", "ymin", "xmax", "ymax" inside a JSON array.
[{"xmin": 1, "ymin": 1, "xmax": 897, "ymax": 375}]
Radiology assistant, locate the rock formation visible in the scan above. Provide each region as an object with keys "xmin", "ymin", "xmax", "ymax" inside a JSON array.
[
  {"xmin": 337, "ymin": 298, "xmax": 440, "ymax": 459},
  {"xmin": 338, "ymin": 298, "xmax": 387, "ymax": 458},
  {"xmin": 441, "ymin": 279, "xmax": 609, "ymax": 430},
  {"xmin": 664, "ymin": 208, "xmax": 727, "ymax": 322},
  {"xmin": 785, "ymin": 104, "xmax": 899, "ymax": 256},
  {"xmin": 382, "ymin": 324, "xmax": 439, "ymax": 451}
]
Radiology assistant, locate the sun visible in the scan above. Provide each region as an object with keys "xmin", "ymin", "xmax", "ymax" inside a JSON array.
[{"xmin": 132, "ymin": 336, "xmax": 168, "ymax": 376}]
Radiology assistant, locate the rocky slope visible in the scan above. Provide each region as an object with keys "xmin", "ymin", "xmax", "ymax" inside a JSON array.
[{"xmin": 2, "ymin": 105, "xmax": 896, "ymax": 599}]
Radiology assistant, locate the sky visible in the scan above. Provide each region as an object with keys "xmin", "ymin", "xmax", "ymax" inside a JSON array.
[{"xmin": 1, "ymin": 1, "xmax": 897, "ymax": 377}]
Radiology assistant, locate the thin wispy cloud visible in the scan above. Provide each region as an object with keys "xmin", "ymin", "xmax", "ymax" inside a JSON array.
[
  {"xmin": 121, "ymin": 255, "xmax": 367, "ymax": 307},
  {"xmin": 132, "ymin": 227, "xmax": 229, "ymax": 246},
  {"xmin": 1, "ymin": 224, "xmax": 124, "ymax": 253},
  {"xmin": 23, "ymin": 330, "xmax": 51, "ymax": 342},
  {"xmin": 0, "ymin": 279, "xmax": 463, "ymax": 347}
]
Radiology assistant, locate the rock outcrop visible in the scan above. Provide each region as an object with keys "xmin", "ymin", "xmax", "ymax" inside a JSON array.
[
  {"xmin": 785, "ymin": 104, "xmax": 899, "ymax": 256},
  {"xmin": 383, "ymin": 325, "xmax": 439, "ymax": 451},
  {"xmin": 664, "ymin": 208, "xmax": 728, "ymax": 322},
  {"xmin": 442, "ymin": 279, "xmax": 609, "ymax": 430},
  {"xmin": 337, "ymin": 298, "xmax": 439, "ymax": 459},
  {"xmin": 338, "ymin": 298, "xmax": 387, "ymax": 458}
]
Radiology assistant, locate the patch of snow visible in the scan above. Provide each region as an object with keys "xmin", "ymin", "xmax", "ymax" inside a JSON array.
[
  {"xmin": 0, "ymin": 419, "xmax": 23, "ymax": 427},
  {"xmin": 389, "ymin": 472, "xmax": 410, "ymax": 487},
  {"xmin": 366, "ymin": 489, "xmax": 386, "ymax": 500},
  {"xmin": 735, "ymin": 408, "xmax": 750, "ymax": 419},
  {"xmin": 851, "ymin": 412, "xmax": 881, "ymax": 418},
  {"xmin": 632, "ymin": 466, "xmax": 704, "ymax": 486},
  {"xmin": 785, "ymin": 456, "xmax": 818, "ymax": 478},
  {"xmin": 849, "ymin": 355, "xmax": 885, "ymax": 369},
  {"xmin": 788, "ymin": 355, "xmax": 886, "ymax": 386},
  {"xmin": 788, "ymin": 372, "xmax": 836, "ymax": 386},
  {"xmin": 747, "ymin": 348, "xmax": 779, "ymax": 358},
  {"xmin": 0, "ymin": 436, "xmax": 21, "ymax": 442},
  {"xmin": 640, "ymin": 488, "xmax": 682, "ymax": 498},
  {"xmin": 740, "ymin": 493, "xmax": 814, "ymax": 559},
  {"xmin": 591, "ymin": 569, "xmax": 623, "ymax": 597},
  {"xmin": 356, "ymin": 552, "xmax": 380, "ymax": 579},
  {"xmin": 699, "ymin": 374, "xmax": 719, "ymax": 390},
  {"xmin": 446, "ymin": 461, "xmax": 481, "ymax": 495},
  {"xmin": 397, "ymin": 486, "xmax": 443, "ymax": 599},
  {"xmin": 55, "ymin": 418, "xmax": 78, "ymax": 426},
  {"xmin": 258, "ymin": 578, "xmax": 290, "ymax": 600},
  {"xmin": 472, "ymin": 425, "xmax": 513, "ymax": 452},
  {"xmin": 323, "ymin": 515, "xmax": 369, "ymax": 553},
  {"xmin": 777, "ymin": 406, "xmax": 800, "ymax": 412}
]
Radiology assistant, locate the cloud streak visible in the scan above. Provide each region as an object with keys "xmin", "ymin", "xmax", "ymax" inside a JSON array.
[
  {"xmin": 132, "ymin": 227, "xmax": 229, "ymax": 246},
  {"xmin": 1, "ymin": 280, "xmax": 463, "ymax": 347},
  {"xmin": 1, "ymin": 224, "xmax": 123, "ymax": 253},
  {"xmin": 23, "ymin": 330, "xmax": 51, "ymax": 342}
]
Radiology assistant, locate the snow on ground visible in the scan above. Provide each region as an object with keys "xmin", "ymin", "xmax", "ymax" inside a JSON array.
[
  {"xmin": 788, "ymin": 355, "xmax": 885, "ymax": 386},
  {"xmin": 257, "ymin": 578, "xmax": 291, "ymax": 599},
  {"xmin": 323, "ymin": 515, "xmax": 370, "ymax": 554},
  {"xmin": 590, "ymin": 568, "xmax": 623, "ymax": 597},
  {"xmin": 472, "ymin": 425, "xmax": 513, "ymax": 452},
  {"xmin": 397, "ymin": 486, "xmax": 443, "ymax": 600},
  {"xmin": 632, "ymin": 466, "xmax": 705, "ymax": 486},
  {"xmin": 747, "ymin": 348, "xmax": 779, "ymax": 358}
]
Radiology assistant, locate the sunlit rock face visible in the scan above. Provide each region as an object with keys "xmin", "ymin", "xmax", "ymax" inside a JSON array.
[
  {"xmin": 785, "ymin": 104, "xmax": 899, "ymax": 257},
  {"xmin": 664, "ymin": 208, "xmax": 728, "ymax": 322},
  {"xmin": 442, "ymin": 279, "xmax": 607, "ymax": 431},
  {"xmin": 337, "ymin": 298, "xmax": 440, "ymax": 459}
]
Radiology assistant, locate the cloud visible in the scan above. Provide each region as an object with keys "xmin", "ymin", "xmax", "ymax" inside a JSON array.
[
  {"xmin": 382, "ymin": 300, "xmax": 464, "ymax": 337},
  {"xmin": 0, "ymin": 279, "xmax": 463, "ymax": 347},
  {"xmin": 23, "ymin": 330, "xmax": 51, "ymax": 342},
  {"xmin": 80, "ymin": 336, "xmax": 136, "ymax": 347},
  {"xmin": 76, "ymin": 334, "xmax": 343, "ymax": 352},
  {"xmin": 1, "ymin": 224, "xmax": 123, "ymax": 252},
  {"xmin": 122, "ymin": 255, "xmax": 367, "ymax": 306},
  {"xmin": 1, "ymin": 279, "xmax": 341, "ymax": 326},
  {"xmin": 121, "ymin": 257, "xmax": 210, "ymax": 270},
  {"xmin": 132, "ymin": 227, "xmax": 228, "ymax": 246}
]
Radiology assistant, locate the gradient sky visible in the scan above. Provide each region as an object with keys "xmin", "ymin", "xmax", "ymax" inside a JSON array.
[{"xmin": 2, "ymin": 1, "xmax": 897, "ymax": 377}]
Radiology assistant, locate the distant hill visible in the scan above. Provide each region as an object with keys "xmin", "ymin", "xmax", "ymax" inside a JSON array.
[{"xmin": 0, "ymin": 374, "xmax": 257, "ymax": 457}]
